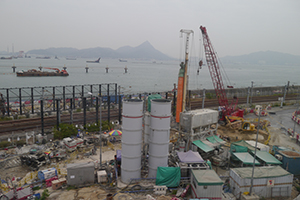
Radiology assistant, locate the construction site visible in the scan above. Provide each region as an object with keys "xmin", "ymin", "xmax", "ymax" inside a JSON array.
[{"xmin": 0, "ymin": 26, "xmax": 300, "ymax": 200}]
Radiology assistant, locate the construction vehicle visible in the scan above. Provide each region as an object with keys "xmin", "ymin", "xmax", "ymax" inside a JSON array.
[
  {"xmin": 199, "ymin": 26, "xmax": 243, "ymax": 121},
  {"xmin": 225, "ymin": 116, "xmax": 255, "ymax": 131}
]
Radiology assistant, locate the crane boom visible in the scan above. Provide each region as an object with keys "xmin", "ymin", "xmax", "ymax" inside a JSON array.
[
  {"xmin": 200, "ymin": 26, "xmax": 242, "ymax": 119},
  {"xmin": 175, "ymin": 29, "xmax": 194, "ymax": 123},
  {"xmin": 200, "ymin": 26, "xmax": 228, "ymax": 108}
]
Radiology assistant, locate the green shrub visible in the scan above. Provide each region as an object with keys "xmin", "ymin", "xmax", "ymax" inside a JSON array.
[
  {"xmin": 53, "ymin": 123, "xmax": 78, "ymax": 140},
  {"xmin": 40, "ymin": 189, "xmax": 49, "ymax": 200},
  {"xmin": 16, "ymin": 140, "xmax": 26, "ymax": 147},
  {"xmin": 206, "ymin": 93, "xmax": 215, "ymax": 99},
  {"xmin": 0, "ymin": 141, "xmax": 11, "ymax": 148}
]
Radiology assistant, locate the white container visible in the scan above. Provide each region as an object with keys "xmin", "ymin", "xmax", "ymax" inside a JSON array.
[
  {"xmin": 122, "ymin": 117, "xmax": 143, "ymax": 130},
  {"xmin": 150, "ymin": 116, "xmax": 171, "ymax": 130},
  {"xmin": 122, "ymin": 99, "xmax": 143, "ymax": 117},
  {"xmin": 97, "ymin": 170, "xmax": 107, "ymax": 183},
  {"xmin": 121, "ymin": 99, "xmax": 143, "ymax": 183},
  {"xmin": 121, "ymin": 129, "xmax": 143, "ymax": 145},
  {"xmin": 150, "ymin": 99, "xmax": 172, "ymax": 117},
  {"xmin": 148, "ymin": 99, "xmax": 171, "ymax": 178}
]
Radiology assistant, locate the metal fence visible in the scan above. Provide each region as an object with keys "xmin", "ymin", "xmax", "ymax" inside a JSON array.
[{"xmin": 0, "ymin": 83, "xmax": 119, "ymax": 116}]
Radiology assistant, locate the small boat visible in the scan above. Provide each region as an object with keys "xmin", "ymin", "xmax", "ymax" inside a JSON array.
[
  {"xmin": 119, "ymin": 59, "xmax": 127, "ymax": 62},
  {"xmin": 66, "ymin": 57, "xmax": 76, "ymax": 60},
  {"xmin": 36, "ymin": 56, "xmax": 51, "ymax": 59},
  {"xmin": 86, "ymin": 57, "xmax": 100, "ymax": 63},
  {"xmin": 0, "ymin": 56, "xmax": 12, "ymax": 60}
]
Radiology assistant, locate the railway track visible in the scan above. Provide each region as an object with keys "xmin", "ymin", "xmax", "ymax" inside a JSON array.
[
  {"xmin": 190, "ymin": 94, "xmax": 298, "ymax": 110},
  {"xmin": 0, "ymin": 109, "xmax": 120, "ymax": 134},
  {"xmin": 0, "ymin": 94, "xmax": 298, "ymax": 135}
]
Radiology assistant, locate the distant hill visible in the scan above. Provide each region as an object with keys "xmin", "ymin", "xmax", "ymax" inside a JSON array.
[
  {"xmin": 26, "ymin": 41, "xmax": 174, "ymax": 60},
  {"xmin": 221, "ymin": 51, "xmax": 300, "ymax": 65}
]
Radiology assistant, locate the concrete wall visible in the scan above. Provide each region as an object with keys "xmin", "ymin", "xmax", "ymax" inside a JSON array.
[{"xmin": 191, "ymin": 85, "xmax": 300, "ymax": 99}]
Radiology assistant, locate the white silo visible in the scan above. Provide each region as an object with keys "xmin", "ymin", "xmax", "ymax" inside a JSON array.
[
  {"xmin": 148, "ymin": 99, "xmax": 172, "ymax": 177},
  {"xmin": 121, "ymin": 99, "xmax": 143, "ymax": 183}
]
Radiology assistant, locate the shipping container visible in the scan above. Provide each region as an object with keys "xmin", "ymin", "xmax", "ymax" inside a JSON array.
[
  {"xmin": 230, "ymin": 166, "xmax": 293, "ymax": 199},
  {"xmin": 67, "ymin": 162, "xmax": 95, "ymax": 186}
]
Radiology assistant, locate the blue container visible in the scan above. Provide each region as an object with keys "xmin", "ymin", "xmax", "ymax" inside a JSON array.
[{"xmin": 278, "ymin": 150, "xmax": 300, "ymax": 175}]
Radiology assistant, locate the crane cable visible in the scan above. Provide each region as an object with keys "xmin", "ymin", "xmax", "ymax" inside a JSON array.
[{"xmin": 209, "ymin": 40, "xmax": 232, "ymax": 88}]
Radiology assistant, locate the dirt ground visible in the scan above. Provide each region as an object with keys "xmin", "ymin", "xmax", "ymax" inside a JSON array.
[{"xmin": 1, "ymin": 106, "xmax": 300, "ymax": 199}]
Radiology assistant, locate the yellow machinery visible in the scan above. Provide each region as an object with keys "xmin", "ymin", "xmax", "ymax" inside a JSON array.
[{"xmin": 226, "ymin": 116, "xmax": 255, "ymax": 131}]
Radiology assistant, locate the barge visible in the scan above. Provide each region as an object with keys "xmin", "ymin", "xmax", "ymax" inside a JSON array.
[{"xmin": 16, "ymin": 68, "xmax": 69, "ymax": 77}]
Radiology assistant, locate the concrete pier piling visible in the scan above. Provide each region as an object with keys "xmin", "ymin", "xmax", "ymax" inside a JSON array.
[{"xmin": 12, "ymin": 65, "xmax": 16, "ymax": 73}]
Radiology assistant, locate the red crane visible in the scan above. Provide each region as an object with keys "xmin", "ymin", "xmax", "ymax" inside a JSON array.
[{"xmin": 200, "ymin": 26, "xmax": 242, "ymax": 120}]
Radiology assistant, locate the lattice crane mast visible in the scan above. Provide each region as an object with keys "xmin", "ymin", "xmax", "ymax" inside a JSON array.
[{"xmin": 200, "ymin": 26, "xmax": 241, "ymax": 119}]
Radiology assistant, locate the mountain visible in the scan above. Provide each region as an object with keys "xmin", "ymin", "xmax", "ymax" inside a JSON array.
[
  {"xmin": 26, "ymin": 41, "xmax": 173, "ymax": 60},
  {"xmin": 221, "ymin": 51, "xmax": 300, "ymax": 65}
]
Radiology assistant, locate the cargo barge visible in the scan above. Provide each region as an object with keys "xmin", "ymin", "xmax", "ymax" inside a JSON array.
[{"xmin": 16, "ymin": 68, "xmax": 69, "ymax": 77}]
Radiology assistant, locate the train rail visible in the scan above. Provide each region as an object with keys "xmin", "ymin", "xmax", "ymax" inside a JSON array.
[{"xmin": 0, "ymin": 94, "xmax": 298, "ymax": 135}]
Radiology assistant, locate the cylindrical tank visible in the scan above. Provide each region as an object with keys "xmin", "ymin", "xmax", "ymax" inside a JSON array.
[
  {"xmin": 148, "ymin": 99, "xmax": 172, "ymax": 177},
  {"xmin": 121, "ymin": 99, "xmax": 143, "ymax": 183},
  {"xmin": 144, "ymin": 112, "xmax": 151, "ymax": 144},
  {"xmin": 179, "ymin": 140, "xmax": 185, "ymax": 152}
]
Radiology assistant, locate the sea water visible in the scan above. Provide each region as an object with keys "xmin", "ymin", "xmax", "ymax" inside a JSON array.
[{"xmin": 0, "ymin": 57, "xmax": 299, "ymax": 94}]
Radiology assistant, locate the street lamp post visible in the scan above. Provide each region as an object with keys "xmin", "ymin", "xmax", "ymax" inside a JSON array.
[{"xmin": 250, "ymin": 81, "xmax": 254, "ymax": 105}]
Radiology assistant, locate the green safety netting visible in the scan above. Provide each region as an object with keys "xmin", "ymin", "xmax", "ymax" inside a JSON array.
[
  {"xmin": 147, "ymin": 94, "xmax": 162, "ymax": 112},
  {"xmin": 191, "ymin": 169, "xmax": 223, "ymax": 186},
  {"xmin": 206, "ymin": 136, "xmax": 225, "ymax": 144},
  {"xmin": 156, "ymin": 167, "xmax": 181, "ymax": 187},
  {"xmin": 251, "ymin": 150, "xmax": 282, "ymax": 165},
  {"xmin": 193, "ymin": 140, "xmax": 214, "ymax": 153},
  {"xmin": 232, "ymin": 166, "xmax": 291, "ymax": 179},
  {"xmin": 230, "ymin": 145, "xmax": 248, "ymax": 153},
  {"xmin": 230, "ymin": 140, "xmax": 256, "ymax": 154},
  {"xmin": 233, "ymin": 152, "xmax": 260, "ymax": 165}
]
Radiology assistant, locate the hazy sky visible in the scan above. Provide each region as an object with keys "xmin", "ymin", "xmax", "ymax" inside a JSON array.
[{"xmin": 1, "ymin": 0, "xmax": 299, "ymax": 58}]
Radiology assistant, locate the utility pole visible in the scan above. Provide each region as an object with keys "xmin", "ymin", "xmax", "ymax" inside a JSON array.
[
  {"xmin": 202, "ymin": 89, "xmax": 206, "ymax": 109},
  {"xmin": 99, "ymin": 95, "xmax": 102, "ymax": 167},
  {"xmin": 250, "ymin": 109, "xmax": 261, "ymax": 195},
  {"xmin": 247, "ymin": 87, "xmax": 250, "ymax": 107},
  {"xmin": 250, "ymin": 81, "xmax": 254, "ymax": 105}
]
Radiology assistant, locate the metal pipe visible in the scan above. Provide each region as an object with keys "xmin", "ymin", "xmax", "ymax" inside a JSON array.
[
  {"xmin": 41, "ymin": 100, "xmax": 44, "ymax": 135},
  {"xmin": 83, "ymin": 97, "xmax": 86, "ymax": 129},
  {"xmin": 6, "ymin": 89, "xmax": 10, "ymax": 116},
  {"xmin": 31, "ymin": 88, "xmax": 34, "ymax": 114},
  {"xmin": 70, "ymin": 98, "xmax": 73, "ymax": 124},
  {"xmin": 250, "ymin": 81, "xmax": 254, "ymax": 104},
  {"xmin": 99, "ymin": 96, "xmax": 102, "ymax": 166},
  {"xmin": 72, "ymin": 86, "xmax": 75, "ymax": 109},
  {"xmin": 63, "ymin": 86, "xmax": 66, "ymax": 110},
  {"xmin": 107, "ymin": 84, "xmax": 110, "ymax": 123},
  {"xmin": 202, "ymin": 89, "xmax": 206, "ymax": 109},
  {"xmin": 53, "ymin": 87, "xmax": 56, "ymax": 111},
  {"xmin": 19, "ymin": 88, "xmax": 22, "ymax": 115},
  {"xmin": 56, "ymin": 99, "xmax": 60, "ymax": 130},
  {"xmin": 246, "ymin": 87, "xmax": 250, "ymax": 106},
  {"xmin": 118, "ymin": 86, "xmax": 122, "ymax": 123}
]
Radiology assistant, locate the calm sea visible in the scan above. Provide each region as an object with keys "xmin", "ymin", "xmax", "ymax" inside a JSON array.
[{"xmin": 0, "ymin": 57, "xmax": 299, "ymax": 94}]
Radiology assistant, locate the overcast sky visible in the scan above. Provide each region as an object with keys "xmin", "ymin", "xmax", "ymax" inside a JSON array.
[{"xmin": 1, "ymin": 0, "xmax": 299, "ymax": 58}]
